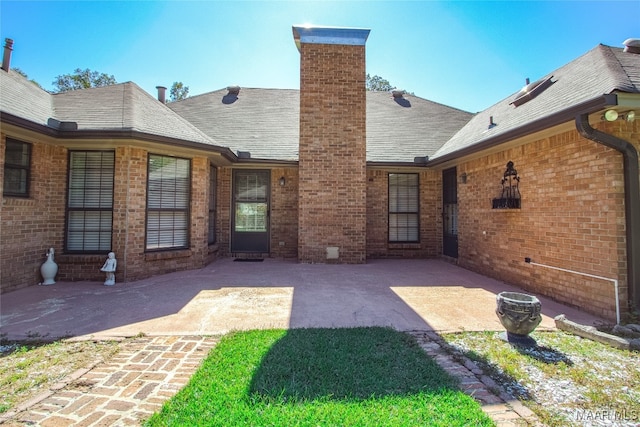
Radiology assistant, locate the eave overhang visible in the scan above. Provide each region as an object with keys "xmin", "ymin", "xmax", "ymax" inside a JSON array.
[
  {"xmin": 427, "ymin": 93, "xmax": 619, "ymax": 167},
  {"xmin": 0, "ymin": 111, "xmax": 238, "ymax": 163}
]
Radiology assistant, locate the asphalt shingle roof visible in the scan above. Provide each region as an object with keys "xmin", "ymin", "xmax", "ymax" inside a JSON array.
[
  {"xmin": 432, "ymin": 45, "xmax": 640, "ymax": 161},
  {"xmin": 51, "ymin": 82, "xmax": 216, "ymax": 145},
  {"xmin": 168, "ymin": 87, "xmax": 473, "ymax": 162},
  {"xmin": 0, "ymin": 69, "xmax": 53, "ymax": 125},
  {"xmin": 0, "ymin": 73, "xmax": 216, "ymax": 146},
  {"xmin": 3, "ymin": 43, "xmax": 637, "ymax": 165},
  {"xmin": 366, "ymin": 92, "xmax": 472, "ymax": 162},
  {"xmin": 168, "ymin": 88, "xmax": 301, "ymax": 161}
]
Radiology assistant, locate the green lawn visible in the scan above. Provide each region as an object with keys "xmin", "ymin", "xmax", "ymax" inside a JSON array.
[{"xmin": 146, "ymin": 327, "xmax": 493, "ymax": 427}]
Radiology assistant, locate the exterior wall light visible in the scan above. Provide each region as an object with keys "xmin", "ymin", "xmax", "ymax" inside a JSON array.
[
  {"xmin": 603, "ymin": 109, "xmax": 619, "ymax": 121},
  {"xmin": 602, "ymin": 109, "xmax": 636, "ymax": 122},
  {"xmin": 622, "ymin": 111, "xmax": 636, "ymax": 122},
  {"xmin": 279, "ymin": 176, "xmax": 286, "ymax": 187}
]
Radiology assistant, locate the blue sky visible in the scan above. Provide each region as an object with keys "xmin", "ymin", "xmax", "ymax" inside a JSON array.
[{"xmin": 1, "ymin": 1, "xmax": 639, "ymax": 112}]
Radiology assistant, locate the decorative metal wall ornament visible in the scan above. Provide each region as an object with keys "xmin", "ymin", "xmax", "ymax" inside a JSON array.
[{"xmin": 492, "ymin": 161, "xmax": 521, "ymax": 209}]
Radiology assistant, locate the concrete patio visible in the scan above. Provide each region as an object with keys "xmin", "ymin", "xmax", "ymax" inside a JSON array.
[{"xmin": 1, "ymin": 258, "xmax": 605, "ymax": 341}]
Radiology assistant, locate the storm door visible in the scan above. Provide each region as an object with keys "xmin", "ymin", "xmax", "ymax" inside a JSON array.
[
  {"xmin": 231, "ymin": 170, "xmax": 270, "ymax": 253},
  {"xmin": 442, "ymin": 167, "xmax": 458, "ymax": 258}
]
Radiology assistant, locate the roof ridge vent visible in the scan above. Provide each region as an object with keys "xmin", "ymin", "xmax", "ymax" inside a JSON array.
[{"xmin": 623, "ymin": 38, "xmax": 640, "ymax": 54}]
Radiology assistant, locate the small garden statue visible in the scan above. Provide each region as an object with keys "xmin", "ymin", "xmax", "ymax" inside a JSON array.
[{"xmin": 100, "ymin": 252, "xmax": 117, "ymax": 286}]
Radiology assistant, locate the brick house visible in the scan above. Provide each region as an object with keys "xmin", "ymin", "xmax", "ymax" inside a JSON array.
[{"xmin": 1, "ymin": 27, "xmax": 638, "ymax": 322}]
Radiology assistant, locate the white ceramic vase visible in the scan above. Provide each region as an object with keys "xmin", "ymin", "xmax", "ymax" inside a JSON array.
[{"xmin": 40, "ymin": 247, "xmax": 58, "ymax": 285}]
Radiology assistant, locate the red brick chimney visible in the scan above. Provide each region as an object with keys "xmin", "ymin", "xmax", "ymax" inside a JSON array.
[{"xmin": 293, "ymin": 25, "xmax": 370, "ymax": 263}]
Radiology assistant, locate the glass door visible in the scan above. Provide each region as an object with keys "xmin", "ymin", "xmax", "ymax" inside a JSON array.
[{"xmin": 231, "ymin": 170, "xmax": 270, "ymax": 253}]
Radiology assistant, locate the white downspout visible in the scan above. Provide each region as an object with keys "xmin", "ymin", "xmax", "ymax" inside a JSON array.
[
  {"xmin": 524, "ymin": 258, "xmax": 620, "ymax": 325},
  {"xmin": 124, "ymin": 147, "xmax": 129, "ymax": 282}
]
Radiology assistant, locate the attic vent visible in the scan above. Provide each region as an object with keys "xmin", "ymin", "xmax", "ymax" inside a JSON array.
[
  {"xmin": 623, "ymin": 38, "xmax": 640, "ymax": 54},
  {"xmin": 227, "ymin": 85, "xmax": 241, "ymax": 95},
  {"xmin": 392, "ymin": 90, "xmax": 405, "ymax": 98},
  {"xmin": 511, "ymin": 75, "xmax": 553, "ymax": 107}
]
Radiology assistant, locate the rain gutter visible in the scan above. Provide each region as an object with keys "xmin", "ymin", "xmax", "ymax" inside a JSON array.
[
  {"xmin": 366, "ymin": 161, "xmax": 429, "ymax": 168},
  {"xmin": 235, "ymin": 158, "xmax": 298, "ymax": 166},
  {"xmin": 0, "ymin": 111, "xmax": 238, "ymax": 163},
  {"xmin": 427, "ymin": 94, "xmax": 618, "ymax": 167},
  {"xmin": 576, "ymin": 112, "xmax": 640, "ymax": 311}
]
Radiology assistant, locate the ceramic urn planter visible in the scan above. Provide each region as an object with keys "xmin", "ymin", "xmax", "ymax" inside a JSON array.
[
  {"xmin": 496, "ymin": 291, "xmax": 542, "ymax": 345},
  {"xmin": 40, "ymin": 247, "xmax": 58, "ymax": 285}
]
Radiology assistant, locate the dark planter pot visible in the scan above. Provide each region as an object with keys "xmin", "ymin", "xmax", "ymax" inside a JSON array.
[{"xmin": 496, "ymin": 291, "xmax": 542, "ymax": 345}]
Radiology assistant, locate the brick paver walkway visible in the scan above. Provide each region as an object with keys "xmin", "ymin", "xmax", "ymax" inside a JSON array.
[
  {"xmin": 409, "ymin": 331, "xmax": 540, "ymax": 427},
  {"xmin": 1, "ymin": 333, "xmax": 538, "ymax": 427},
  {"xmin": 0, "ymin": 336, "xmax": 219, "ymax": 426}
]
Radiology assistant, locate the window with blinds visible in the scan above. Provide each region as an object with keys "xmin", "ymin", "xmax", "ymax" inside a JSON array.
[
  {"xmin": 66, "ymin": 151, "xmax": 114, "ymax": 252},
  {"xmin": 389, "ymin": 173, "xmax": 419, "ymax": 242},
  {"xmin": 208, "ymin": 165, "xmax": 217, "ymax": 244},
  {"xmin": 3, "ymin": 138, "xmax": 32, "ymax": 197},
  {"xmin": 146, "ymin": 154, "xmax": 190, "ymax": 250}
]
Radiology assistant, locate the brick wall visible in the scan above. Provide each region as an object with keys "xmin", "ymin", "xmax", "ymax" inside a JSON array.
[
  {"xmin": 270, "ymin": 167, "xmax": 298, "ymax": 258},
  {"xmin": 113, "ymin": 146, "xmax": 147, "ymax": 281},
  {"xmin": 297, "ymin": 41, "xmax": 368, "ymax": 263},
  {"xmin": 216, "ymin": 166, "xmax": 440, "ymax": 261},
  {"xmin": 456, "ymin": 120, "xmax": 638, "ymax": 321},
  {"xmin": 56, "ymin": 146, "xmax": 143, "ymax": 282},
  {"xmin": 366, "ymin": 169, "xmax": 440, "ymax": 258},
  {"xmin": 38, "ymin": 148, "xmax": 213, "ymax": 283},
  {"xmin": 215, "ymin": 167, "xmax": 298, "ymax": 259},
  {"xmin": 119, "ymin": 150, "xmax": 210, "ymax": 280},
  {"xmin": 1, "ymin": 134, "xmax": 67, "ymax": 292},
  {"xmin": 216, "ymin": 167, "xmax": 231, "ymax": 257},
  {"xmin": 1, "ymin": 137, "xmax": 217, "ymax": 291}
]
